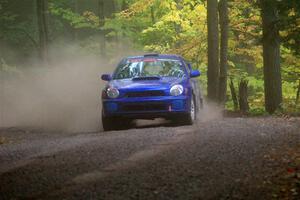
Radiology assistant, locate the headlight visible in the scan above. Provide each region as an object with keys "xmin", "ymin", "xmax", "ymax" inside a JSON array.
[
  {"xmin": 107, "ymin": 87, "xmax": 119, "ymax": 98},
  {"xmin": 170, "ymin": 85, "xmax": 184, "ymax": 96}
]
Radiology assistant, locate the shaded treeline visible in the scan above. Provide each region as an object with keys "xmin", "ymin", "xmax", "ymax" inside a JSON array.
[{"xmin": 207, "ymin": 0, "xmax": 299, "ymax": 113}]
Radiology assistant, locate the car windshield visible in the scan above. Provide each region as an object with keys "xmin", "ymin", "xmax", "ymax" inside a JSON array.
[{"xmin": 113, "ymin": 58, "xmax": 186, "ymax": 80}]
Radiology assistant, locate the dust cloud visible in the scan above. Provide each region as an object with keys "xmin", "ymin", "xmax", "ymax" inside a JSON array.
[
  {"xmin": 0, "ymin": 50, "xmax": 118, "ymax": 132},
  {"xmin": 0, "ymin": 45, "xmax": 222, "ymax": 132},
  {"xmin": 198, "ymin": 101, "xmax": 223, "ymax": 122}
]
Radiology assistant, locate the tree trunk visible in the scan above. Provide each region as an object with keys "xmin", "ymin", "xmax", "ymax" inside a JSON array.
[
  {"xmin": 207, "ymin": 0, "xmax": 220, "ymax": 101},
  {"xmin": 218, "ymin": 0, "xmax": 229, "ymax": 105},
  {"xmin": 98, "ymin": 0, "xmax": 106, "ymax": 57},
  {"xmin": 151, "ymin": 6, "xmax": 155, "ymax": 25},
  {"xmin": 239, "ymin": 79, "xmax": 249, "ymax": 113},
  {"xmin": 36, "ymin": 0, "xmax": 49, "ymax": 63},
  {"xmin": 261, "ymin": 0, "xmax": 282, "ymax": 114},
  {"xmin": 296, "ymin": 79, "xmax": 300, "ymax": 106},
  {"xmin": 73, "ymin": 0, "xmax": 80, "ymax": 41},
  {"xmin": 105, "ymin": 0, "xmax": 116, "ymax": 17},
  {"xmin": 229, "ymin": 79, "xmax": 238, "ymax": 111},
  {"xmin": 121, "ymin": 0, "xmax": 128, "ymax": 11}
]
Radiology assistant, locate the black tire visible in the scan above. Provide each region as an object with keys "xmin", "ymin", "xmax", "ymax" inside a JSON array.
[
  {"xmin": 185, "ymin": 95, "xmax": 197, "ymax": 125},
  {"xmin": 102, "ymin": 115, "xmax": 115, "ymax": 131},
  {"xmin": 173, "ymin": 95, "xmax": 196, "ymax": 126},
  {"xmin": 102, "ymin": 113, "xmax": 134, "ymax": 131}
]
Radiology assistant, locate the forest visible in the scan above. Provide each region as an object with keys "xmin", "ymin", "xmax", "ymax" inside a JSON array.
[{"xmin": 0, "ymin": 0, "xmax": 300, "ymax": 115}]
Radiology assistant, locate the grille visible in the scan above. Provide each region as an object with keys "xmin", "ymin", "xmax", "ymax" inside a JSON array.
[
  {"xmin": 122, "ymin": 103, "xmax": 166, "ymax": 112},
  {"xmin": 126, "ymin": 90, "xmax": 165, "ymax": 98}
]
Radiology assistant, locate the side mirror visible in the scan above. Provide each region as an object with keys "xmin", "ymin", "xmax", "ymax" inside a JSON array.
[
  {"xmin": 190, "ymin": 70, "xmax": 201, "ymax": 78},
  {"xmin": 101, "ymin": 74, "xmax": 112, "ymax": 81}
]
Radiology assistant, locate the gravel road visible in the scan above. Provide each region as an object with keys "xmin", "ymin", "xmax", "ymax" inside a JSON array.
[{"xmin": 0, "ymin": 117, "xmax": 299, "ymax": 200}]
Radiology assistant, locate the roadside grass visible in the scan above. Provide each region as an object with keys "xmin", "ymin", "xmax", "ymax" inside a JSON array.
[
  {"xmin": 225, "ymin": 93, "xmax": 300, "ymax": 117},
  {"xmin": 224, "ymin": 104, "xmax": 300, "ymax": 117}
]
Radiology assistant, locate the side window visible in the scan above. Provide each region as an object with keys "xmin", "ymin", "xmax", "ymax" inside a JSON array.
[{"xmin": 183, "ymin": 60, "xmax": 191, "ymax": 74}]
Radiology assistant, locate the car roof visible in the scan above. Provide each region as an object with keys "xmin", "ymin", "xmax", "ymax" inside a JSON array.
[{"xmin": 126, "ymin": 54, "xmax": 184, "ymax": 60}]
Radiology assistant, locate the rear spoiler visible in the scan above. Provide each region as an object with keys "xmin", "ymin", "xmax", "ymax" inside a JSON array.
[{"xmin": 144, "ymin": 53, "xmax": 159, "ymax": 57}]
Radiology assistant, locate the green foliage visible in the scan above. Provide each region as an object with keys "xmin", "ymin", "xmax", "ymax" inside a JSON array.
[
  {"xmin": 49, "ymin": 2, "xmax": 100, "ymax": 30},
  {"xmin": 105, "ymin": 0, "xmax": 208, "ymax": 64},
  {"xmin": 278, "ymin": 0, "xmax": 300, "ymax": 55},
  {"xmin": 248, "ymin": 107, "xmax": 269, "ymax": 116}
]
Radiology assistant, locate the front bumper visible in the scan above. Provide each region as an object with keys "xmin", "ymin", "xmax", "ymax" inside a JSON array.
[{"xmin": 102, "ymin": 96, "xmax": 190, "ymax": 119}]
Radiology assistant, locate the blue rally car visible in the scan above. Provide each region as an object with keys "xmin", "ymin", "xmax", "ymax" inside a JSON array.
[{"xmin": 101, "ymin": 54, "xmax": 203, "ymax": 131}]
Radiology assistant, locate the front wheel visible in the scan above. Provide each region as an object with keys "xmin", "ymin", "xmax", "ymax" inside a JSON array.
[
  {"xmin": 102, "ymin": 115, "xmax": 115, "ymax": 131},
  {"xmin": 172, "ymin": 96, "xmax": 196, "ymax": 126},
  {"xmin": 184, "ymin": 95, "xmax": 196, "ymax": 125},
  {"xmin": 102, "ymin": 113, "xmax": 134, "ymax": 131}
]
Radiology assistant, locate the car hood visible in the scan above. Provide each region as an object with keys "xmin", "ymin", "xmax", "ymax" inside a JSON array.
[{"xmin": 108, "ymin": 77, "xmax": 186, "ymax": 90}]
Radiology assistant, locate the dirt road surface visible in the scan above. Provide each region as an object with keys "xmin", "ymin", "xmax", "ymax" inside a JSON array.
[{"xmin": 0, "ymin": 117, "xmax": 299, "ymax": 200}]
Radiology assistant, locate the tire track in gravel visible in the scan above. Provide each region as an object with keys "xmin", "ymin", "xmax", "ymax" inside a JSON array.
[
  {"xmin": 71, "ymin": 126, "xmax": 195, "ymax": 185},
  {"xmin": 45, "ymin": 118, "xmax": 300, "ymax": 200},
  {"xmin": 0, "ymin": 134, "xmax": 101, "ymax": 174},
  {"xmin": 1, "ymin": 117, "xmax": 299, "ymax": 200},
  {"xmin": 0, "ymin": 124, "xmax": 196, "ymax": 200}
]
